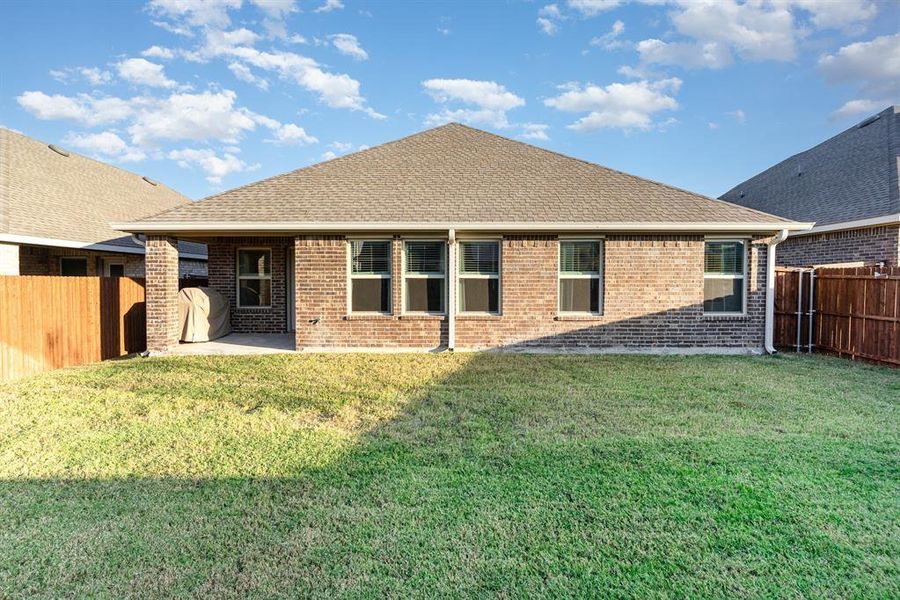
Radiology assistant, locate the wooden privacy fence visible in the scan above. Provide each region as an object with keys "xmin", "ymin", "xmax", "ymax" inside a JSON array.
[
  {"xmin": 775, "ymin": 266, "xmax": 900, "ymax": 366},
  {"xmin": 0, "ymin": 276, "xmax": 146, "ymax": 381}
]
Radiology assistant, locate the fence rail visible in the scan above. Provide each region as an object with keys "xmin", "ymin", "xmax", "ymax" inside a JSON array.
[
  {"xmin": 775, "ymin": 266, "xmax": 899, "ymax": 367},
  {"xmin": 0, "ymin": 276, "xmax": 147, "ymax": 381}
]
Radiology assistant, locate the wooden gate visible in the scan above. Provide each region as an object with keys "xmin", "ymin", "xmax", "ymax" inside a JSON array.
[
  {"xmin": 775, "ymin": 266, "xmax": 899, "ymax": 366},
  {"xmin": 0, "ymin": 276, "xmax": 146, "ymax": 381}
]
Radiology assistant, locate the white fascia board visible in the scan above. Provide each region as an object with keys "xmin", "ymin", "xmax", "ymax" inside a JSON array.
[
  {"xmin": 788, "ymin": 213, "xmax": 899, "ymax": 236},
  {"xmin": 112, "ymin": 220, "xmax": 814, "ymax": 234},
  {"xmin": 0, "ymin": 233, "xmax": 208, "ymax": 260}
]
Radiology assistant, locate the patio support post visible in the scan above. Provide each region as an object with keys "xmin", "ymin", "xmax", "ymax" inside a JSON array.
[{"xmin": 145, "ymin": 235, "xmax": 180, "ymax": 353}]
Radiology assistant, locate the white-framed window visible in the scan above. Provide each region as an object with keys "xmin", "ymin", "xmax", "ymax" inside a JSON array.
[
  {"xmin": 458, "ymin": 240, "xmax": 500, "ymax": 314},
  {"xmin": 237, "ymin": 248, "xmax": 272, "ymax": 308},
  {"xmin": 403, "ymin": 240, "xmax": 446, "ymax": 314},
  {"xmin": 558, "ymin": 240, "xmax": 603, "ymax": 314},
  {"xmin": 349, "ymin": 240, "xmax": 392, "ymax": 314},
  {"xmin": 102, "ymin": 258, "xmax": 125, "ymax": 278},
  {"xmin": 703, "ymin": 239, "xmax": 747, "ymax": 314},
  {"xmin": 59, "ymin": 256, "xmax": 88, "ymax": 276}
]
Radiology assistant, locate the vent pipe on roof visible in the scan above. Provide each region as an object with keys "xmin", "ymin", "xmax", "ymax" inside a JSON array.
[
  {"xmin": 142, "ymin": 176, "xmax": 159, "ymax": 186},
  {"xmin": 48, "ymin": 144, "xmax": 69, "ymax": 157}
]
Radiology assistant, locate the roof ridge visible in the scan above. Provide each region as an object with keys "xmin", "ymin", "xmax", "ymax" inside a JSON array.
[{"xmin": 0, "ymin": 127, "xmax": 191, "ymax": 203}]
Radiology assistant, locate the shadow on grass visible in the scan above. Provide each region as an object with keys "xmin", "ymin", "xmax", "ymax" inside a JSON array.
[{"xmin": 1, "ymin": 353, "xmax": 898, "ymax": 597}]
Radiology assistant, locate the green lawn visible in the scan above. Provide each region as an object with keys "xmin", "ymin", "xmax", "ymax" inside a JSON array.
[{"xmin": 0, "ymin": 353, "xmax": 898, "ymax": 598}]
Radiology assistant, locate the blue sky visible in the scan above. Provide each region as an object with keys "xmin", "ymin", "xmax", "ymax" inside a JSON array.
[{"xmin": 2, "ymin": 0, "xmax": 898, "ymax": 200}]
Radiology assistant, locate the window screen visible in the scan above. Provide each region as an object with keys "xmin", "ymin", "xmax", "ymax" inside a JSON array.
[
  {"xmin": 350, "ymin": 240, "xmax": 391, "ymax": 313},
  {"xmin": 559, "ymin": 240, "xmax": 603, "ymax": 314},
  {"xmin": 703, "ymin": 240, "xmax": 745, "ymax": 313},
  {"xmin": 405, "ymin": 241, "xmax": 445, "ymax": 313},
  {"xmin": 237, "ymin": 249, "xmax": 272, "ymax": 307},
  {"xmin": 458, "ymin": 241, "xmax": 500, "ymax": 314}
]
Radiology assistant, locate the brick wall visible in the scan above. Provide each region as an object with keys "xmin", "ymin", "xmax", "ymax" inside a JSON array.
[
  {"xmin": 145, "ymin": 236, "xmax": 181, "ymax": 352},
  {"xmin": 207, "ymin": 237, "xmax": 291, "ymax": 333},
  {"xmin": 776, "ymin": 225, "xmax": 899, "ymax": 267},
  {"xmin": 282, "ymin": 234, "xmax": 768, "ymax": 351},
  {"xmin": 294, "ymin": 236, "xmax": 446, "ymax": 349},
  {"xmin": 16, "ymin": 244, "xmax": 208, "ymax": 277}
]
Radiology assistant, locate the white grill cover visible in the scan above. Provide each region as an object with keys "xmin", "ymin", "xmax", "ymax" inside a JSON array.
[{"xmin": 178, "ymin": 287, "xmax": 231, "ymax": 342}]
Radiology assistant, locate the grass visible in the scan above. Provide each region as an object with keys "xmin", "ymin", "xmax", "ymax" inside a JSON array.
[{"xmin": 0, "ymin": 352, "xmax": 897, "ymax": 598}]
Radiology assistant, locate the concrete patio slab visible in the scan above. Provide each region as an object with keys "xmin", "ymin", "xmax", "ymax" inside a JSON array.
[{"xmin": 167, "ymin": 333, "xmax": 294, "ymax": 356}]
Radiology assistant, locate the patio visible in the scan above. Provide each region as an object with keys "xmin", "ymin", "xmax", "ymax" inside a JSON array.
[{"xmin": 167, "ymin": 333, "xmax": 295, "ymax": 356}]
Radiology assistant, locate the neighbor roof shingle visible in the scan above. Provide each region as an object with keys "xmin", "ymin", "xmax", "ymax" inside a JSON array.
[
  {"xmin": 720, "ymin": 106, "xmax": 900, "ymax": 226},
  {"xmin": 0, "ymin": 128, "xmax": 206, "ymax": 256},
  {"xmin": 135, "ymin": 123, "xmax": 795, "ymax": 228}
]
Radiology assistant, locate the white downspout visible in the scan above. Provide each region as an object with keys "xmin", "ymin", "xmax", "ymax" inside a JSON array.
[
  {"xmin": 447, "ymin": 228, "xmax": 456, "ymax": 351},
  {"xmin": 131, "ymin": 233, "xmax": 146, "ymax": 247},
  {"xmin": 765, "ymin": 229, "xmax": 789, "ymax": 354}
]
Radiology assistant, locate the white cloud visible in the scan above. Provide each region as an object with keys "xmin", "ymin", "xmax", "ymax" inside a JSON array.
[
  {"xmin": 79, "ymin": 67, "xmax": 113, "ymax": 85},
  {"xmin": 829, "ymin": 99, "xmax": 885, "ymax": 120},
  {"xmin": 729, "ymin": 108, "xmax": 746, "ymax": 123},
  {"xmin": 180, "ymin": 28, "xmax": 382, "ymax": 117},
  {"xmin": 17, "ymin": 92, "xmax": 134, "ymax": 126},
  {"xmin": 422, "ymin": 78, "xmax": 526, "ymax": 129},
  {"xmin": 519, "ymin": 123, "xmax": 550, "ymax": 140},
  {"xmin": 537, "ymin": 18, "xmax": 557, "ymax": 35},
  {"xmin": 168, "ymin": 147, "xmax": 256, "ymax": 184},
  {"xmin": 818, "ymin": 33, "xmax": 900, "ymax": 97},
  {"xmin": 313, "ymin": 0, "xmax": 344, "ymax": 13},
  {"xmin": 117, "ymin": 58, "xmax": 177, "ymax": 88},
  {"xmin": 142, "ymin": 45, "xmax": 176, "ymax": 60},
  {"xmin": 568, "ymin": 0, "xmax": 622, "ymax": 17},
  {"xmin": 330, "ymin": 141, "xmax": 354, "ymax": 152},
  {"xmin": 128, "ymin": 90, "xmax": 257, "ymax": 145},
  {"xmin": 590, "ymin": 19, "xmax": 626, "ymax": 50},
  {"xmin": 708, "ymin": 121, "xmax": 719, "ymax": 130},
  {"xmin": 785, "ymin": 0, "xmax": 878, "ymax": 30},
  {"xmin": 320, "ymin": 150, "xmax": 338, "ymax": 160},
  {"xmin": 148, "ymin": 0, "xmax": 240, "ymax": 29},
  {"xmin": 669, "ymin": 0, "xmax": 796, "ymax": 63},
  {"xmin": 62, "ymin": 131, "xmax": 147, "ymax": 162},
  {"xmin": 228, "ymin": 61, "xmax": 269, "ymax": 90},
  {"xmin": 544, "ymin": 78, "xmax": 681, "ymax": 131},
  {"xmin": 329, "ymin": 33, "xmax": 368, "ymax": 60},
  {"xmin": 637, "ymin": 39, "xmax": 732, "ymax": 69},
  {"xmin": 267, "ymin": 122, "xmax": 317, "ymax": 145},
  {"xmin": 537, "ymin": 4, "xmax": 562, "ymax": 35},
  {"xmin": 249, "ymin": 0, "xmax": 298, "ymax": 38}
]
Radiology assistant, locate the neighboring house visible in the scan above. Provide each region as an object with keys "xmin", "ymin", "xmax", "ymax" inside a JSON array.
[
  {"xmin": 0, "ymin": 128, "xmax": 207, "ymax": 278},
  {"xmin": 115, "ymin": 123, "xmax": 809, "ymax": 353},
  {"xmin": 720, "ymin": 105, "xmax": 900, "ymax": 267}
]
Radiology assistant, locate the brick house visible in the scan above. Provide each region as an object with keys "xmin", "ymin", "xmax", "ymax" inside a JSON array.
[
  {"xmin": 720, "ymin": 105, "xmax": 899, "ymax": 267},
  {"xmin": 115, "ymin": 124, "xmax": 809, "ymax": 353},
  {"xmin": 0, "ymin": 128, "xmax": 207, "ymax": 278}
]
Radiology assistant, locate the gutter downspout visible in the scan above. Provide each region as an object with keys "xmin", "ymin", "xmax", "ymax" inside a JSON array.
[
  {"xmin": 447, "ymin": 228, "xmax": 456, "ymax": 351},
  {"xmin": 765, "ymin": 229, "xmax": 789, "ymax": 354},
  {"xmin": 131, "ymin": 233, "xmax": 146, "ymax": 248}
]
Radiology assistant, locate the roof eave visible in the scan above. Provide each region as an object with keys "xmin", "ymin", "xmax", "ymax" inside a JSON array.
[{"xmin": 112, "ymin": 220, "xmax": 813, "ymax": 235}]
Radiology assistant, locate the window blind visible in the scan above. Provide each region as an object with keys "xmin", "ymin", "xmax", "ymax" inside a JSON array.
[
  {"xmin": 459, "ymin": 242, "xmax": 499, "ymax": 275},
  {"xmin": 704, "ymin": 241, "xmax": 743, "ymax": 275},
  {"xmin": 559, "ymin": 241, "xmax": 600, "ymax": 273},
  {"xmin": 351, "ymin": 241, "xmax": 391, "ymax": 274},
  {"xmin": 405, "ymin": 241, "xmax": 445, "ymax": 274}
]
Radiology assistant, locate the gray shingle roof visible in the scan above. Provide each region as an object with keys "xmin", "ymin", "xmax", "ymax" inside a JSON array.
[
  {"xmin": 0, "ymin": 128, "xmax": 206, "ymax": 257},
  {"xmin": 720, "ymin": 106, "xmax": 900, "ymax": 226},
  {"xmin": 135, "ymin": 123, "xmax": 796, "ymax": 229}
]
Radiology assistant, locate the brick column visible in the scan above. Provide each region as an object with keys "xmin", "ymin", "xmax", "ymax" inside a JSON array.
[
  {"xmin": 145, "ymin": 235, "xmax": 180, "ymax": 352},
  {"xmin": 0, "ymin": 243, "xmax": 20, "ymax": 275}
]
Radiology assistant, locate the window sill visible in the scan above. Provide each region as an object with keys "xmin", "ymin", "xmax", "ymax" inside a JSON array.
[
  {"xmin": 236, "ymin": 306, "xmax": 273, "ymax": 311},
  {"xmin": 702, "ymin": 313, "xmax": 750, "ymax": 321},
  {"xmin": 457, "ymin": 314, "xmax": 502, "ymax": 320},
  {"xmin": 555, "ymin": 314, "xmax": 604, "ymax": 321},
  {"xmin": 399, "ymin": 314, "xmax": 446, "ymax": 321},
  {"xmin": 344, "ymin": 313, "xmax": 394, "ymax": 321}
]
